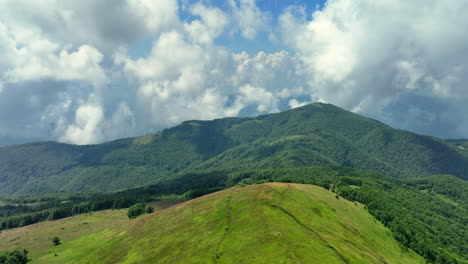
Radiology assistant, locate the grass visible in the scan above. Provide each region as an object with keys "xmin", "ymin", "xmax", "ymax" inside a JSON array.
[
  {"xmin": 0, "ymin": 183, "xmax": 424, "ymax": 263},
  {"xmin": 132, "ymin": 133, "xmax": 159, "ymax": 145},
  {"xmin": 0, "ymin": 210, "xmax": 128, "ymax": 263},
  {"xmin": 0, "ymin": 199, "xmax": 184, "ymax": 263}
]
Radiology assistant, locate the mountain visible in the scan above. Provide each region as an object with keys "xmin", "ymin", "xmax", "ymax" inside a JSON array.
[
  {"xmin": 0, "ymin": 183, "xmax": 425, "ymax": 264},
  {"xmin": 447, "ymin": 139, "xmax": 468, "ymax": 158},
  {"xmin": 1, "ymin": 103, "xmax": 467, "ymax": 196}
]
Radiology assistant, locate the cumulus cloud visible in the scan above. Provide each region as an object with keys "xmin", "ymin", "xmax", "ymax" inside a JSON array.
[
  {"xmin": 0, "ymin": 0, "xmax": 179, "ymax": 51},
  {"xmin": 0, "ymin": 0, "xmax": 179, "ymax": 144},
  {"xmin": 228, "ymin": 0, "xmax": 270, "ymax": 40},
  {"xmin": 1, "ymin": 0, "xmax": 296, "ymax": 145},
  {"xmin": 185, "ymin": 3, "xmax": 229, "ymax": 44},
  {"xmin": 116, "ymin": 31, "xmax": 305, "ymax": 131},
  {"xmin": 59, "ymin": 102, "xmax": 104, "ymax": 144},
  {"xmin": 280, "ymin": 0, "xmax": 468, "ymax": 137},
  {"xmin": 226, "ymin": 84, "xmax": 279, "ymax": 116},
  {"xmin": 1, "ymin": 0, "xmax": 468, "ymax": 146}
]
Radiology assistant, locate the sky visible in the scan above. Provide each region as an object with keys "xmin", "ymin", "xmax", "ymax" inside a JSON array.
[{"xmin": 1, "ymin": 0, "xmax": 468, "ymax": 146}]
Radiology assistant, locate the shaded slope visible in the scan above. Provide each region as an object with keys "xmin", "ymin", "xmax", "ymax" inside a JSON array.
[
  {"xmin": 1, "ymin": 103, "xmax": 467, "ymax": 196},
  {"xmin": 447, "ymin": 139, "xmax": 468, "ymax": 158},
  {"xmin": 6, "ymin": 183, "xmax": 424, "ymax": 264}
]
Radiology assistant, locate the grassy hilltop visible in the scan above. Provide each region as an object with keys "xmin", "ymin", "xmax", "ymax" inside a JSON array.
[{"xmin": 0, "ymin": 183, "xmax": 424, "ymax": 264}]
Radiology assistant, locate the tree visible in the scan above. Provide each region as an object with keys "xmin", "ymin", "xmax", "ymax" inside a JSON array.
[
  {"xmin": 145, "ymin": 205, "xmax": 155, "ymax": 214},
  {"xmin": 0, "ymin": 249, "xmax": 29, "ymax": 264},
  {"xmin": 113, "ymin": 197, "xmax": 136, "ymax": 209},
  {"xmin": 0, "ymin": 249, "xmax": 28, "ymax": 264},
  {"xmin": 127, "ymin": 203, "xmax": 145, "ymax": 219},
  {"xmin": 52, "ymin": 236, "xmax": 61, "ymax": 246}
]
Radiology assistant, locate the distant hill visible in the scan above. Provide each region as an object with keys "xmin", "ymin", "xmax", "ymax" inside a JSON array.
[
  {"xmin": 0, "ymin": 183, "xmax": 425, "ymax": 264},
  {"xmin": 447, "ymin": 139, "xmax": 468, "ymax": 158},
  {"xmin": 0, "ymin": 103, "xmax": 467, "ymax": 196}
]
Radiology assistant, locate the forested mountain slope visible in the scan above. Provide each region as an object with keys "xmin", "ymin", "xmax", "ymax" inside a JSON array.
[
  {"xmin": 447, "ymin": 139, "xmax": 468, "ymax": 158},
  {"xmin": 1, "ymin": 103, "xmax": 467, "ymax": 196}
]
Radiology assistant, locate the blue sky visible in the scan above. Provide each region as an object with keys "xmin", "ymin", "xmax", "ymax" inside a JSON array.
[
  {"xmin": 0, "ymin": 0, "xmax": 468, "ymax": 146},
  {"xmin": 130, "ymin": 0, "xmax": 327, "ymax": 58}
]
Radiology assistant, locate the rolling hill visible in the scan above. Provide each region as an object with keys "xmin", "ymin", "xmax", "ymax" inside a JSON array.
[
  {"xmin": 1, "ymin": 103, "xmax": 467, "ymax": 196},
  {"xmin": 2, "ymin": 166, "xmax": 465, "ymax": 263},
  {"xmin": 0, "ymin": 183, "xmax": 425, "ymax": 264}
]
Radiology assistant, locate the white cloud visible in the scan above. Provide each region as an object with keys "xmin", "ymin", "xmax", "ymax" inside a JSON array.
[
  {"xmin": 2, "ymin": 0, "xmax": 468, "ymax": 146},
  {"xmin": 226, "ymin": 84, "xmax": 279, "ymax": 116},
  {"xmin": 185, "ymin": 3, "xmax": 229, "ymax": 44},
  {"xmin": 4, "ymin": 43, "xmax": 106, "ymax": 87},
  {"xmin": 289, "ymin": 99, "xmax": 307, "ymax": 109},
  {"xmin": 59, "ymin": 102, "xmax": 104, "ymax": 144},
  {"xmin": 126, "ymin": 0, "xmax": 179, "ymax": 33},
  {"xmin": 228, "ymin": 0, "xmax": 269, "ymax": 40},
  {"xmin": 280, "ymin": 0, "xmax": 468, "ymax": 137},
  {"xmin": 0, "ymin": 0, "xmax": 180, "ymax": 51},
  {"xmin": 1, "ymin": 0, "xmax": 297, "ymax": 145},
  {"xmin": 117, "ymin": 31, "xmax": 306, "ymax": 131}
]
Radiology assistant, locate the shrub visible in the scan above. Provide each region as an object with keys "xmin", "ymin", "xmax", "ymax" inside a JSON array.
[
  {"xmin": 52, "ymin": 236, "xmax": 61, "ymax": 246},
  {"xmin": 145, "ymin": 206, "xmax": 155, "ymax": 214},
  {"xmin": 0, "ymin": 249, "xmax": 28, "ymax": 264},
  {"xmin": 127, "ymin": 203, "xmax": 145, "ymax": 219}
]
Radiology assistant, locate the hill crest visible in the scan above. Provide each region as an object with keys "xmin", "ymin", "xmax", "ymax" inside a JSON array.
[{"xmin": 0, "ymin": 183, "xmax": 425, "ymax": 264}]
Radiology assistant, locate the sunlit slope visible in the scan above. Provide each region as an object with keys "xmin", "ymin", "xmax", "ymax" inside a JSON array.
[
  {"xmin": 0, "ymin": 210, "xmax": 129, "ymax": 262},
  {"xmin": 11, "ymin": 183, "xmax": 424, "ymax": 264}
]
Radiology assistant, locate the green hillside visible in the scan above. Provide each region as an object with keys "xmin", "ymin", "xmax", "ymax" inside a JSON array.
[
  {"xmin": 0, "ymin": 183, "xmax": 425, "ymax": 264},
  {"xmin": 447, "ymin": 139, "xmax": 468, "ymax": 158},
  {"xmin": 2, "ymin": 166, "xmax": 465, "ymax": 263},
  {"xmin": 1, "ymin": 103, "xmax": 467, "ymax": 196}
]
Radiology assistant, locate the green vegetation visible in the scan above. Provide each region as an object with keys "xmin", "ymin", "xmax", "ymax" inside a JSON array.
[
  {"xmin": 447, "ymin": 139, "xmax": 468, "ymax": 158},
  {"xmin": 132, "ymin": 133, "xmax": 158, "ymax": 145},
  {"xmin": 127, "ymin": 203, "xmax": 145, "ymax": 219},
  {"xmin": 222, "ymin": 169, "xmax": 467, "ymax": 264},
  {"xmin": 0, "ymin": 184, "xmax": 425, "ymax": 264},
  {"xmin": 0, "ymin": 200, "xmax": 182, "ymax": 263},
  {"xmin": 0, "ymin": 249, "xmax": 28, "ymax": 264},
  {"xmin": 145, "ymin": 206, "xmax": 154, "ymax": 214},
  {"xmin": 0, "ymin": 103, "xmax": 466, "ymax": 263},
  {"xmin": 52, "ymin": 237, "xmax": 60, "ymax": 246},
  {"xmin": 0, "ymin": 210, "xmax": 129, "ymax": 263},
  {"xmin": 1, "ymin": 103, "xmax": 467, "ymax": 196},
  {"xmin": 1, "ymin": 166, "xmax": 465, "ymax": 263},
  {"xmin": 153, "ymin": 167, "xmax": 467, "ymax": 263}
]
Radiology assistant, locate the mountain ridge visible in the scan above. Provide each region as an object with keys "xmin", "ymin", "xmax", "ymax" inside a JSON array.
[{"xmin": 0, "ymin": 103, "xmax": 467, "ymax": 196}]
